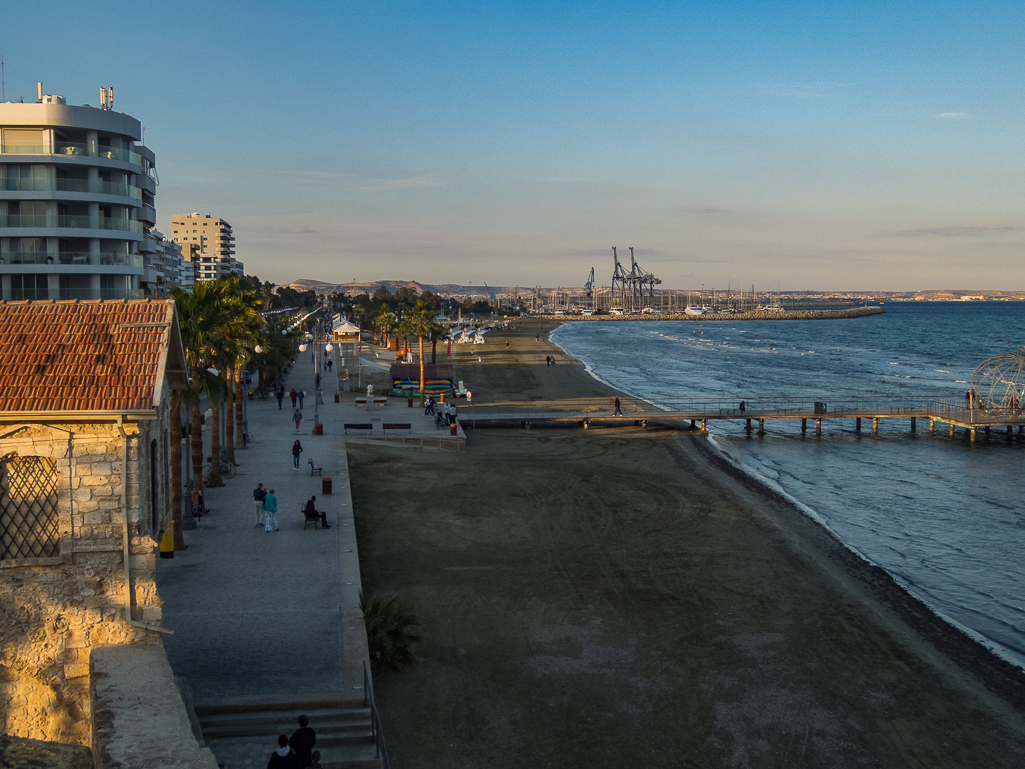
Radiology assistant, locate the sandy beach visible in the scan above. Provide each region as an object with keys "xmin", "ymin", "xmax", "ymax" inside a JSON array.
[{"xmin": 347, "ymin": 319, "xmax": 1025, "ymax": 768}]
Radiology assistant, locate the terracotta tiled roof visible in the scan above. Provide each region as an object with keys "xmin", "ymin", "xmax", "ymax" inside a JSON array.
[{"xmin": 0, "ymin": 299, "xmax": 185, "ymax": 414}]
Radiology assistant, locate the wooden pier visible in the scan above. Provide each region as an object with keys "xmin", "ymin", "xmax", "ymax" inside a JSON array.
[{"xmin": 459, "ymin": 397, "xmax": 1025, "ymax": 441}]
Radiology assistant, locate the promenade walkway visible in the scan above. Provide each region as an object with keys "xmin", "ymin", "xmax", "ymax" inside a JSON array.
[{"xmin": 157, "ymin": 348, "xmax": 371, "ymax": 766}]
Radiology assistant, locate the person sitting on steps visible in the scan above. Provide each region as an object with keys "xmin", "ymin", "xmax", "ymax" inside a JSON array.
[{"xmin": 304, "ymin": 496, "xmax": 330, "ymax": 529}]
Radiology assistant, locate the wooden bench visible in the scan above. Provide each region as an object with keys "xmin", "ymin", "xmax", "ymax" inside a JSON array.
[
  {"xmin": 354, "ymin": 397, "xmax": 367, "ymax": 406},
  {"xmin": 308, "ymin": 458, "xmax": 323, "ymax": 476},
  {"xmin": 343, "ymin": 423, "xmax": 373, "ymax": 435},
  {"xmin": 382, "ymin": 423, "xmax": 412, "ymax": 433},
  {"xmin": 373, "ymin": 397, "xmax": 388, "ymax": 406}
]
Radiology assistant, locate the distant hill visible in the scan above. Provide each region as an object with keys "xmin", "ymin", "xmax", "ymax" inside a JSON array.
[{"xmin": 286, "ymin": 279, "xmax": 525, "ymax": 300}]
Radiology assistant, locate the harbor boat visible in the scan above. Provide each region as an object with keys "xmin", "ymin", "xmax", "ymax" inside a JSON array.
[{"xmin": 684, "ymin": 305, "xmax": 707, "ymax": 316}]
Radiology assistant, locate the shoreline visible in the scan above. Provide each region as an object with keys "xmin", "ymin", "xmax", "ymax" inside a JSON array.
[
  {"xmin": 547, "ymin": 318, "xmax": 1025, "ymax": 703},
  {"xmin": 531, "ymin": 305, "xmax": 885, "ymax": 322},
  {"xmin": 350, "ymin": 317, "xmax": 1025, "ymax": 767}
]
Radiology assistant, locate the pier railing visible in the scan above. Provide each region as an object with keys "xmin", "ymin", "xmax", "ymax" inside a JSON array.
[{"xmin": 466, "ymin": 396, "xmax": 1024, "ymax": 428}]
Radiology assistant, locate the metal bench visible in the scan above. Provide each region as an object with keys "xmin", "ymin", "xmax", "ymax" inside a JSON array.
[
  {"xmin": 308, "ymin": 458, "xmax": 323, "ymax": 476},
  {"xmin": 354, "ymin": 397, "xmax": 367, "ymax": 406},
  {"xmin": 373, "ymin": 397, "xmax": 388, "ymax": 406},
  {"xmin": 383, "ymin": 423, "xmax": 412, "ymax": 433},
  {"xmin": 343, "ymin": 423, "xmax": 374, "ymax": 434},
  {"xmin": 300, "ymin": 504, "xmax": 319, "ymax": 530}
]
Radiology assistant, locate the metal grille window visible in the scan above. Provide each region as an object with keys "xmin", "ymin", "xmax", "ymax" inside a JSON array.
[{"xmin": 0, "ymin": 456, "xmax": 60, "ymax": 560}]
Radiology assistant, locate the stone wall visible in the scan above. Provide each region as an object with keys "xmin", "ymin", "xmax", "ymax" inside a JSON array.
[{"xmin": 0, "ymin": 413, "xmax": 172, "ymax": 746}]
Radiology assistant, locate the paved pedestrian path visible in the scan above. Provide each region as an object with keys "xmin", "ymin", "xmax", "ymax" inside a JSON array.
[{"xmin": 157, "ymin": 348, "xmax": 367, "ymax": 703}]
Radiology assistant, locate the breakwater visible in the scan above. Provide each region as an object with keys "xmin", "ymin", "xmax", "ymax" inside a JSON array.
[{"xmin": 537, "ymin": 306, "xmax": 885, "ymax": 322}]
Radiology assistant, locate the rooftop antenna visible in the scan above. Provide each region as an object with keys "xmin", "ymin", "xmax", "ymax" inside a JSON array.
[{"xmin": 2, "ymin": 56, "xmax": 5, "ymax": 102}]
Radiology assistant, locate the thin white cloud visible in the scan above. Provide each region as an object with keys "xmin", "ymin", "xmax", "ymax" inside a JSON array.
[
  {"xmin": 934, "ymin": 112, "xmax": 968, "ymax": 119},
  {"xmin": 361, "ymin": 176, "xmax": 444, "ymax": 192},
  {"xmin": 889, "ymin": 225, "xmax": 1014, "ymax": 238}
]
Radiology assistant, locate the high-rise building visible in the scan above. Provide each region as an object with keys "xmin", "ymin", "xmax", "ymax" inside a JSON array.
[
  {"xmin": 0, "ymin": 84, "xmax": 157, "ymax": 300},
  {"xmin": 170, "ymin": 212, "xmax": 241, "ymax": 282}
]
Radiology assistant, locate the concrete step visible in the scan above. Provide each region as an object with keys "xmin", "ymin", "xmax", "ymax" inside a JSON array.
[
  {"xmin": 205, "ymin": 738, "xmax": 383, "ymax": 769},
  {"xmin": 194, "ymin": 697, "xmax": 383, "ymax": 769}
]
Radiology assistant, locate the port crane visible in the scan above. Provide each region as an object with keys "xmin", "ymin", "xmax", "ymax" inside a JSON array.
[{"xmin": 611, "ymin": 246, "xmax": 661, "ymax": 307}]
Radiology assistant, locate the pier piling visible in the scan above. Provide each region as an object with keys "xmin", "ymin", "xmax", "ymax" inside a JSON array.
[
  {"xmin": 757, "ymin": 418, "xmax": 765, "ymax": 435},
  {"xmin": 929, "ymin": 419, "xmax": 935, "ymax": 434},
  {"xmin": 745, "ymin": 418, "xmax": 752, "ymax": 431},
  {"xmin": 801, "ymin": 418, "xmax": 807, "ymax": 432},
  {"xmin": 949, "ymin": 423, "xmax": 955, "ymax": 437},
  {"xmin": 815, "ymin": 418, "xmax": 822, "ymax": 434},
  {"xmin": 872, "ymin": 417, "xmax": 879, "ymax": 435},
  {"xmin": 855, "ymin": 417, "xmax": 861, "ymax": 432},
  {"xmin": 910, "ymin": 417, "xmax": 916, "ymax": 432}
]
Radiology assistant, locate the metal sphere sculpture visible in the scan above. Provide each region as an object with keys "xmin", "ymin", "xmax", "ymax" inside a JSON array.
[{"xmin": 971, "ymin": 346, "xmax": 1025, "ymax": 409}]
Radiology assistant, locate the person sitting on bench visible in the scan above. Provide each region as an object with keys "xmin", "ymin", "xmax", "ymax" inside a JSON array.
[{"xmin": 304, "ymin": 496, "xmax": 330, "ymax": 529}]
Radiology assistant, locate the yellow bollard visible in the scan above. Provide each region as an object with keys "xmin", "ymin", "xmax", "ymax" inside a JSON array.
[{"xmin": 159, "ymin": 523, "xmax": 175, "ymax": 559}]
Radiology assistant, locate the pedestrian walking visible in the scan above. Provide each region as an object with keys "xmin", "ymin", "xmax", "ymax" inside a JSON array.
[
  {"xmin": 267, "ymin": 734, "xmax": 301, "ymax": 768},
  {"xmin": 290, "ymin": 389, "xmax": 298, "ymax": 407},
  {"xmin": 293, "ymin": 408, "xmax": 303, "ymax": 432},
  {"xmin": 263, "ymin": 489, "xmax": 279, "ymax": 532},
  {"xmin": 290, "ymin": 715, "xmax": 317, "ymax": 767},
  {"xmin": 292, "ymin": 440, "xmax": 303, "ymax": 470},
  {"xmin": 326, "ymin": 359, "xmax": 333, "ymax": 372},
  {"xmin": 276, "ymin": 386, "xmax": 285, "ymax": 410},
  {"xmin": 253, "ymin": 482, "xmax": 267, "ymax": 526},
  {"xmin": 614, "ymin": 397, "xmax": 622, "ymax": 416},
  {"xmin": 297, "ymin": 389, "xmax": 305, "ymax": 409}
]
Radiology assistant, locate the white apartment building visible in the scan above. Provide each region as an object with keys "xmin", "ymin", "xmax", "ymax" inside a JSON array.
[
  {"xmin": 170, "ymin": 212, "xmax": 242, "ymax": 283},
  {"xmin": 0, "ymin": 84, "xmax": 158, "ymax": 300}
]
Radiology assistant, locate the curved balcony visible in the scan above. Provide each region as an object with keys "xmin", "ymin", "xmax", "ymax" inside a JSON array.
[
  {"xmin": 0, "ymin": 251, "xmax": 144, "ymax": 267},
  {"xmin": 0, "ymin": 214, "xmax": 144, "ymax": 233},
  {"xmin": 1, "ymin": 142, "xmax": 142, "ymax": 169},
  {"xmin": 0, "ymin": 177, "xmax": 142, "ymax": 200}
]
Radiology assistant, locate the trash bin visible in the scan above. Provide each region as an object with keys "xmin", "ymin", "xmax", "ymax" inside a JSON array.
[
  {"xmin": 322, "ymin": 477, "xmax": 332, "ymax": 495},
  {"xmin": 314, "ymin": 423, "xmax": 324, "ymax": 435},
  {"xmin": 334, "ymin": 392, "xmax": 340, "ymax": 403},
  {"xmin": 408, "ymin": 397, "xmax": 413, "ymax": 408},
  {"xmin": 450, "ymin": 423, "xmax": 457, "ymax": 436}
]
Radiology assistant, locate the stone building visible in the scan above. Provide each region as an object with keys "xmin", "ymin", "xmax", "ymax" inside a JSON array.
[{"xmin": 0, "ymin": 298, "xmax": 187, "ymax": 746}]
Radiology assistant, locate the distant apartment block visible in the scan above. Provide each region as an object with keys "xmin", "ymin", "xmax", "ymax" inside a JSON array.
[
  {"xmin": 170, "ymin": 212, "xmax": 242, "ymax": 283},
  {"xmin": 0, "ymin": 84, "xmax": 158, "ymax": 300}
]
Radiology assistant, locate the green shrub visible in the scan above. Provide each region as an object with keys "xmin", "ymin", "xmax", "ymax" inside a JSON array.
[{"xmin": 359, "ymin": 590, "xmax": 422, "ymax": 669}]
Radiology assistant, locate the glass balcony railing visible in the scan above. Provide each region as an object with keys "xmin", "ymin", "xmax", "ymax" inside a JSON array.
[
  {"xmin": 0, "ymin": 142, "xmax": 142, "ymax": 167},
  {"xmin": 0, "ymin": 215, "xmax": 143, "ymax": 233},
  {"xmin": 0, "ymin": 177, "xmax": 143, "ymax": 199},
  {"xmin": 0, "ymin": 251, "xmax": 143, "ymax": 267},
  {"xmin": 0, "ymin": 251, "xmax": 52, "ymax": 264},
  {"xmin": 99, "ymin": 253, "xmax": 144, "ymax": 267},
  {"xmin": 0, "ymin": 214, "xmax": 50, "ymax": 227}
]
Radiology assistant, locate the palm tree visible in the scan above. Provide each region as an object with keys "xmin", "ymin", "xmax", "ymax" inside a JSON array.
[
  {"xmin": 171, "ymin": 284, "xmax": 230, "ymax": 496},
  {"xmin": 375, "ymin": 307, "xmax": 396, "ymax": 346},
  {"xmin": 398, "ymin": 299, "xmax": 441, "ymax": 402},
  {"xmin": 211, "ymin": 277, "xmax": 265, "ymax": 459}
]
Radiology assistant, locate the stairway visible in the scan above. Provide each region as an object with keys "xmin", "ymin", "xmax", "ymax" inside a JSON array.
[{"xmin": 194, "ymin": 694, "xmax": 384, "ymax": 769}]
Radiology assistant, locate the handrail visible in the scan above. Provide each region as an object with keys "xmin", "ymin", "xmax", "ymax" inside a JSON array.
[
  {"xmin": 363, "ymin": 661, "xmax": 391, "ymax": 768},
  {"xmin": 465, "ymin": 396, "xmax": 1025, "ymax": 428}
]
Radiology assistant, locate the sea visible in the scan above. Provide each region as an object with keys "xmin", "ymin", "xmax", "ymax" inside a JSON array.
[{"xmin": 550, "ymin": 302, "xmax": 1025, "ymax": 669}]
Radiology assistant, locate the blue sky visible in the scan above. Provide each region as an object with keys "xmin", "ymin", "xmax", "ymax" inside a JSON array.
[{"xmin": 3, "ymin": 1, "xmax": 1022, "ymax": 290}]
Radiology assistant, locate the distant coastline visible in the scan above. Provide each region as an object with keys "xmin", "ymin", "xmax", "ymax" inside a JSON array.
[{"xmin": 531, "ymin": 306, "xmax": 887, "ymax": 322}]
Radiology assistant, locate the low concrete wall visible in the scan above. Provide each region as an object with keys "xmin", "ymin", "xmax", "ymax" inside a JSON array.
[{"xmin": 90, "ymin": 645, "xmax": 218, "ymax": 769}]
